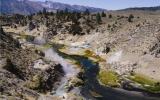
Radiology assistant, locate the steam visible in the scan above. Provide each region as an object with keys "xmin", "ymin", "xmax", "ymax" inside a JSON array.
[
  {"xmin": 44, "ymin": 48, "xmax": 80, "ymax": 97},
  {"xmin": 108, "ymin": 50, "xmax": 123, "ymax": 64},
  {"xmin": 44, "ymin": 48, "xmax": 78, "ymax": 76},
  {"xmin": 33, "ymin": 36, "xmax": 46, "ymax": 45}
]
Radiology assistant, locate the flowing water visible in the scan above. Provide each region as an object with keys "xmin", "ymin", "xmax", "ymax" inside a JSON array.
[{"xmin": 44, "ymin": 46, "xmax": 160, "ymax": 100}]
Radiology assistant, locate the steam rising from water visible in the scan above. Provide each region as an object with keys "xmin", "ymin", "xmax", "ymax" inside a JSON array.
[
  {"xmin": 44, "ymin": 48, "xmax": 78, "ymax": 76},
  {"xmin": 33, "ymin": 37, "xmax": 46, "ymax": 45},
  {"xmin": 44, "ymin": 48, "xmax": 80, "ymax": 97},
  {"xmin": 108, "ymin": 50, "xmax": 123, "ymax": 64}
]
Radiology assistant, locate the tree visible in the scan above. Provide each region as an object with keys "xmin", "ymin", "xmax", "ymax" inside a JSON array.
[
  {"xmin": 0, "ymin": 26, "xmax": 4, "ymax": 34},
  {"xmin": 56, "ymin": 10, "xmax": 60, "ymax": 19},
  {"xmin": 49, "ymin": 12, "xmax": 54, "ymax": 15},
  {"xmin": 28, "ymin": 21, "xmax": 35, "ymax": 31},
  {"xmin": 108, "ymin": 14, "xmax": 112, "ymax": 18},
  {"xmin": 59, "ymin": 10, "xmax": 64, "ymax": 16},
  {"xmin": 71, "ymin": 12, "xmax": 78, "ymax": 23},
  {"xmin": 70, "ymin": 23, "xmax": 82, "ymax": 35},
  {"xmin": 27, "ymin": 15, "xmax": 33, "ymax": 21},
  {"xmin": 64, "ymin": 8, "xmax": 69, "ymax": 14},
  {"xmin": 84, "ymin": 9, "xmax": 90, "ymax": 15},
  {"xmin": 101, "ymin": 11, "xmax": 106, "ymax": 17},
  {"xmin": 43, "ymin": 8, "xmax": 47, "ymax": 14},
  {"xmin": 37, "ymin": 11, "xmax": 42, "ymax": 15},
  {"xmin": 128, "ymin": 14, "xmax": 134, "ymax": 22},
  {"xmin": 96, "ymin": 13, "xmax": 102, "ymax": 24},
  {"xmin": 73, "ymin": 12, "xmax": 81, "ymax": 21}
]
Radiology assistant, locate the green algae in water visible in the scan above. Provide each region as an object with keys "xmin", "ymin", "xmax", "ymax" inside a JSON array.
[
  {"xmin": 59, "ymin": 49, "xmax": 120, "ymax": 87},
  {"xmin": 19, "ymin": 34, "xmax": 35, "ymax": 42},
  {"xmin": 129, "ymin": 74, "xmax": 160, "ymax": 93},
  {"xmin": 98, "ymin": 70, "xmax": 120, "ymax": 87},
  {"xmin": 43, "ymin": 43, "xmax": 53, "ymax": 49}
]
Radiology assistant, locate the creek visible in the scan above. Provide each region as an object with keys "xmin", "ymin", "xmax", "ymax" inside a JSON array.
[{"xmin": 44, "ymin": 45, "xmax": 160, "ymax": 100}]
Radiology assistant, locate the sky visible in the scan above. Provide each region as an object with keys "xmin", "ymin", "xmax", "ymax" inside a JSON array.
[{"xmin": 31, "ymin": 0, "xmax": 160, "ymax": 10}]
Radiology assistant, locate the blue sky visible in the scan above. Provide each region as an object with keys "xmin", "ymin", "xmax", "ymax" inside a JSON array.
[{"xmin": 31, "ymin": 0, "xmax": 160, "ymax": 10}]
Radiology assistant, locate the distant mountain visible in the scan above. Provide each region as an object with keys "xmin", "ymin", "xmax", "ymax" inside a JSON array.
[
  {"xmin": 123, "ymin": 6, "xmax": 160, "ymax": 11},
  {"xmin": 0, "ymin": 0, "xmax": 106, "ymax": 15},
  {"xmin": 40, "ymin": 1, "xmax": 105, "ymax": 12},
  {"xmin": 0, "ymin": 0, "xmax": 42, "ymax": 15}
]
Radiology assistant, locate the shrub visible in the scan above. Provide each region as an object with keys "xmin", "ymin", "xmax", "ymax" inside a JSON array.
[
  {"xmin": 101, "ymin": 11, "xmax": 106, "ymax": 17},
  {"xmin": 96, "ymin": 13, "xmax": 102, "ymax": 24},
  {"xmin": 107, "ymin": 24, "xmax": 111, "ymax": 28},
  {"xmin": 84, "ymin": 9, "xmax": 90, "ymax": 15},
  {"xmin": 26, "ymin": 35, "xmax": 35, "ymax": 42},
  {"xmin": 128, "ymin": 14, "xmax": 134, "ymax": 22},
  {"xmin": 28, "ymin": 21, "xmax": 36, "ymax": 31},
  {"xmin": 4, "ymin": 59, "xmax": 25, "ymax": 80},
  {"xmin": 26, "ymin": 75, "xmax": 43, "ymax": 90},
  {"xmin": 129, "ymin": 74, "xmax": 160, "ymax": 93},
  {"xmin": 69, "ymin": 23, "xmax": 82, "ymax": 35},
  {"xmin": 108, "ymin": 14, "xmax": 112, "ymax": 18},
  {"xmin": 0, "ymin": 26, "xmax": 4, "ymax": 34}
]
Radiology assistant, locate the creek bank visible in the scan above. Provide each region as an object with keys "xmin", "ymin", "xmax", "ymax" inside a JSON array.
[{"xmin": 57, "ymin": 44, "xmax": 160, "ymax": 100}]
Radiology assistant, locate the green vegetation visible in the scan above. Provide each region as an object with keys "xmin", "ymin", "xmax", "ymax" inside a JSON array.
[
  {"xmin": 101, "ymin": 11, "xmax": 106, "ymax": 17},
  {"xmin": 103, "ymin": 46, "xmax": 110, "ymax": 54},
  {"xmin": 25, "ymin": 75, "xmax": 43, "ymax": 92},
  {"xmin": 3, "ymin": 59, "xmax": 25, "ymax": 80},
  {"xmin": 42, "ymin": 43, "xmax": 53, "ymax": 49},
  {"xmin": 36, "ymin": 43, "xmax": 53, "ymax": 51},
  {"xmin": 29, "ymin": 21, "xmax": 36, "ymax": 31},
  {"xmin": 107, "ymin": 24, "xmax": 111, "ymax": 28},
  {"xmin": 129, "ymin": 74, "xmax": 160, "ymax": 93},
  {"xmin": 84, "ymin": 9, "xmax": 90, "ymax": 15},
  {"xmin": 108, "ymin": 14, "xmax": 112, "ymax": 18},
  {"xmin": 25, "ymin": 35, "xmax": 35, "ymax": 42},
  {"xmin": 0, "ymin": 26, "xmax": 4, "ymax": 33},
  {"xmin": 69, "ymin": 21, "xmax": 83, "ymax": 35},
  {"xmin": 64, "ymin": 8, "xmax": 69, "ymax": 14},
  {"xmin": 128, "ymin": 14, "xmax": 134, "ymax": 22},
  {"xmin": 130, "ymin": 74, "xmax": 154, "ymax": 85},
  {"xmin": 96, "ymin": 13, "xmax": 102, "ymax": 24},
  {"xmin": 84, "ymin": 50, "xmax": 105, "ymax": 62},
  {"xmin": 19, "ymin": 34, "xmax": 35, "ymax": 42},
  {"xmin": 74, "ymin": 61, "xmax": 81, "ymax": 66},
  {"xmin": 98, "ymin": 70, "xmax": 120, "ymax": 87},
  {"xmin": 42, "ymin": 8, "xmax": 47, "ymax": 14}
]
